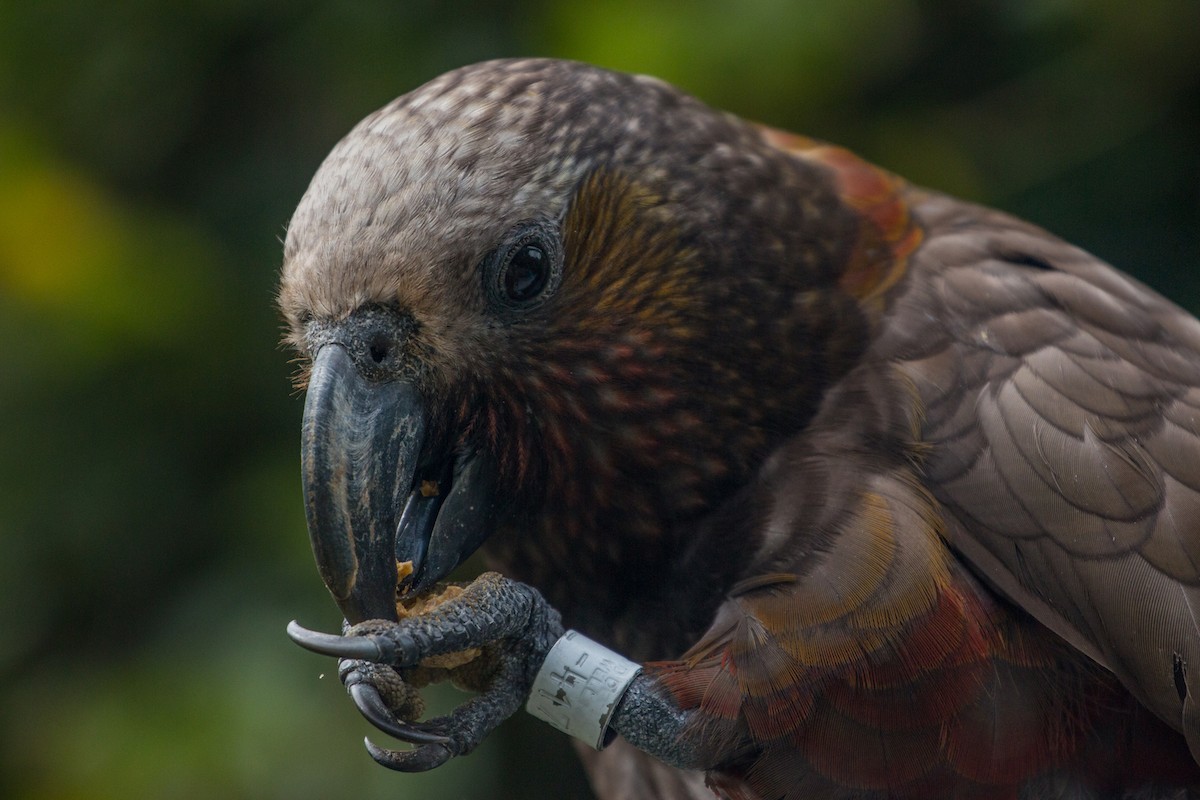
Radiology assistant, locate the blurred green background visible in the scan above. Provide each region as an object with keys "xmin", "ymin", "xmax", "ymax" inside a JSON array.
[{"xmin": 0, "ymin": 1, "xmax": 1196, "ymax": 798}]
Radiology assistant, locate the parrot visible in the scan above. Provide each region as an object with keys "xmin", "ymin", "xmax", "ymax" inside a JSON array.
[{"xmin": 281, "ymin": 58, "xmax": 1200, "ymax": 799}]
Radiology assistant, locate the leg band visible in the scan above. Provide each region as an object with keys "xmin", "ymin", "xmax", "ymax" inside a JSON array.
[{"xmin": 525, "ymin": 630, "xmax": 642, "ymax": 750}]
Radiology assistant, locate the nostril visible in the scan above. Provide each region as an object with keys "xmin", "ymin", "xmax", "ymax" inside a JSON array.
[{"xmin": 368, "ymin": 335, "xmax": 390, "ymax": 365}]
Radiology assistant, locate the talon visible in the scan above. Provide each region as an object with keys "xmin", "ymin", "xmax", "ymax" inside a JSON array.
[
  {"xmin": 349, "ymin": 683, "xmax": 451, "ymax": 745},
  {"xmin": 286, "ymin": 620, "xmax": 384, "ymax": 660},
  {"xmin": 365, "ymin": 737, "xmax": 454, "ymax": 773}
]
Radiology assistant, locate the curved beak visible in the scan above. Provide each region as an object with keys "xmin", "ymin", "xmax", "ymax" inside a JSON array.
[{"xmin": 301, "ymin": 344, "xmax": 502, "ymax": 624}]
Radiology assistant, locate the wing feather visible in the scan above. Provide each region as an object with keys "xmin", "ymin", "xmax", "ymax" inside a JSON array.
[{"xmin": 892, "ymin": 193, "xmax": 1200, "ymax": 757}]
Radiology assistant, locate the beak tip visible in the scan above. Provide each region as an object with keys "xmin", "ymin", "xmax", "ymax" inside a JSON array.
[{"xmin": 338, "ymin": 593, "xmax": 400, "ymax": 625}]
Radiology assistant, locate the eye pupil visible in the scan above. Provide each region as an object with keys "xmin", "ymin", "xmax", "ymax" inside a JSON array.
[
  {"xmin": 486, "ymin": 223, "xmax": 561, "ymax": 311},
  {"xmin": 504, "ymin": 245, "xmax": 547, "ymax": 301}
]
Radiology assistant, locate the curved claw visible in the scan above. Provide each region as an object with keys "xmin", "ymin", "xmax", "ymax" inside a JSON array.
[
  {"xmin": 365, "ymin": 737, "xmax": 454, "ymax": 773},
  {"xmin": 348, "ymin": 683, "xmax": 451, "ymax": 745},
  {"xmin": 287, "ymin": 620, "xmax": 383, "ymax": 660}
]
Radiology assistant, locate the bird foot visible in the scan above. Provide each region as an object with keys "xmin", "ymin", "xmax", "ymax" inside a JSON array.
[{"xmin": 287, "ymin": 571, "xmax": 564, "ymax": 771}]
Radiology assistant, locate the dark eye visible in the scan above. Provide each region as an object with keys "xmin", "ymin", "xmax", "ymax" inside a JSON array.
[
  {"xmin": 486, "ymin": 221, "xmax": 563, "ymax": 312},
  {"xmin": 504, "ymin": 244, "xmax": 548, "ymax": 302}
]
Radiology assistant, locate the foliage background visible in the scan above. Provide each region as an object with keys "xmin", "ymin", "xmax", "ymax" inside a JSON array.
[{"xmin": 1, "ymin": 1, "xmax": 1197, "ymax": 798}]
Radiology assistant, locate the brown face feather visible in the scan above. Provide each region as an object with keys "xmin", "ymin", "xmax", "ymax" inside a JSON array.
[{"xmin": 448, "ymin": 169, "xmax": 875, "ymax": 629}]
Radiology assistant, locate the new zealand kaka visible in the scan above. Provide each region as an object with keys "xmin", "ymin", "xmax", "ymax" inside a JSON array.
[{"xmin": 282, "ymin": 58, "xmax": 1200, "ymax": 799}]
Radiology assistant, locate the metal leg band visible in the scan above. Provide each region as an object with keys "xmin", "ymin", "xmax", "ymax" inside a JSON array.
[{"xmin": 525, "ymin": 629, "xmax": 642, "ymax": 750}]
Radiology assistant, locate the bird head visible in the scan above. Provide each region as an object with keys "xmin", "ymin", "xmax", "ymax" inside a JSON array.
[{"xmin": 279, "ymin": 59, "xmax": 873, "ymax": 625}]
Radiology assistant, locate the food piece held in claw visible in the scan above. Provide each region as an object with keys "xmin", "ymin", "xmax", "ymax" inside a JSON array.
[
  {"xmin": 397, "ymin": 581, "xmax": 482, "ymax": 670},
  {"xmin": 379, "ymin": 580, "xmax": 501, "ymax": 721}
]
